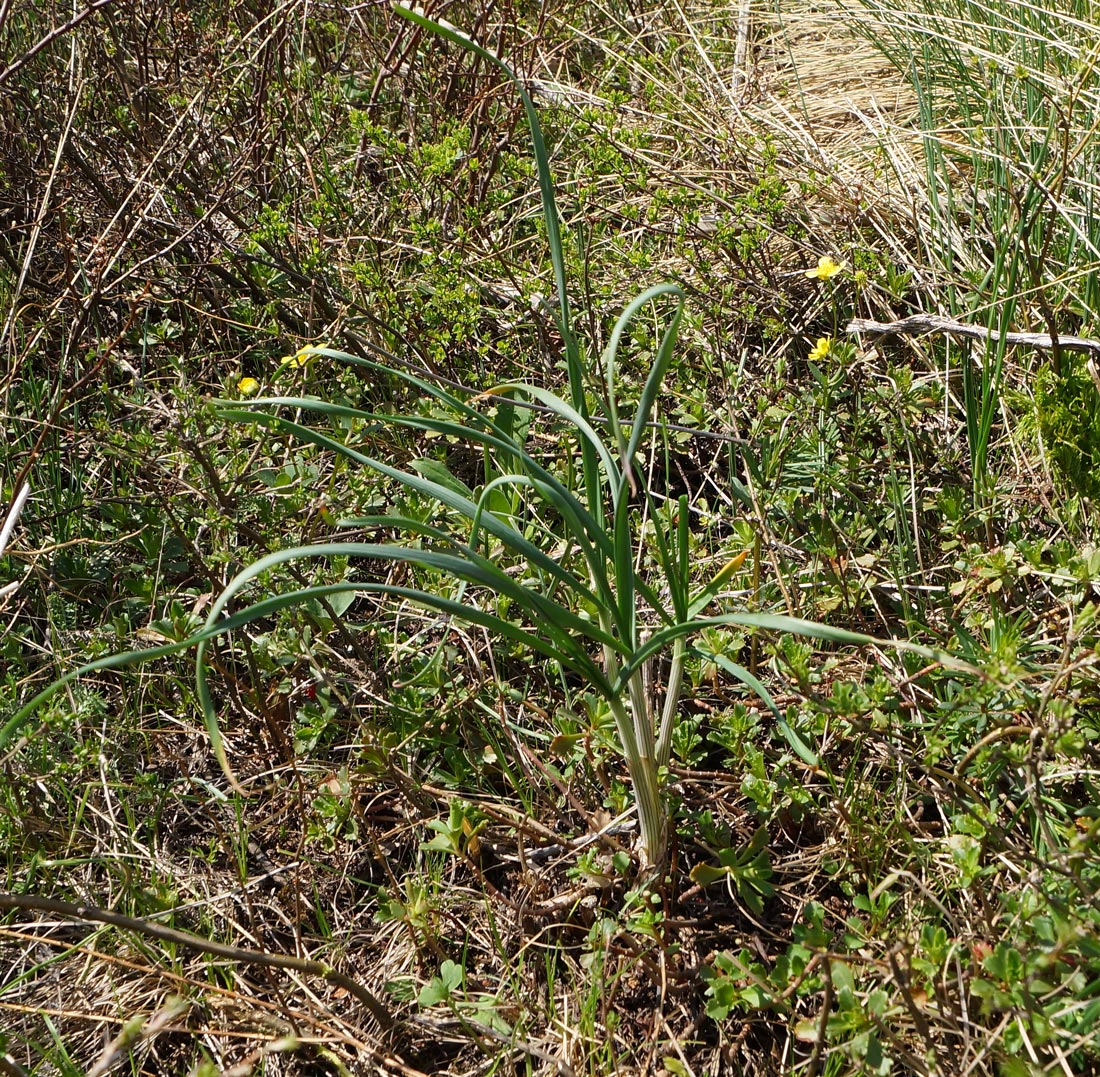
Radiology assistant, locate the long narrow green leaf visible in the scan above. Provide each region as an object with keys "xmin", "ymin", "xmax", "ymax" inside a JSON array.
[
  {"xmin": 222, "ymin": 398, "xmax": 674, "ymax": 630},
  {"xmin": 480, "ymin": 383, "xmax": 619, "ymax": 485},
  {"xmin": 703, "ymin": 652, "xmax": 819, "ymax": 767},
  {"xmin": 186, "ymin": 542, "xmax": 626, "ymax": 783},
  {"xmin": 220, "ymin": 396, "xmax": 614, "ymax": 566},
  {"xmin": 313, "ymin": 347, "xmax": 542, "ymax": 450},
  {"xmin": 190, "ymin": 541, "xmax": 622, "ymax": 744},
  {"xmin": 464, "ymin": 474, "xmax": 624, "ymax": 636},
  {"xmin": 217, "ymin": 541, "xmax": 623, "ymax": 657},
  {"xmin": 668, "ymin": 492, "xmax": 690, "ymax": 620},
  {"xmin": 464, "ymin": 473, "xmax": 617, "ymax": 621},
  {"xmin": 640, "ymin": 482, "xmax": 687, "ymax": 624},
  {"xmin": 0, "ymin": 582, "xmax": 361, "ymax": 757},
  {"xmin": 219, "ymin": 407, "xmax": 602, "ymax": 608},
  {"xmin": 623, "ymin": 287, "xmax": 684, "ymax": 468},
  {"xmin": 609, "ymin": 287, "xmax": 686, "ymax": 626},
  {"xmin": 391, "ymin": 4, "xmax": 603, "ymax": 535},
  {"xmin": 598, "ymin": 284, "xmax": 687, "ymax": 634},
  {"xmin": 192, "ymin": 578, "xmax": 614, "ymax": 784},
  {"xmin": 467, "ymin": 474, "xmax": 536, "ymax": 556},
  {"xmin": 489, "ymin": 391, "xmax": 530, "ymax": 481},
  {"xmin": 614, "ymin": 612, "xmax": 979, "ymax": 692},
  {"xmin": 612, "ymin": 484, "xmax": 636, "ymax": 645},
  {"xmin": 446, "ymin": 386, "xmax": 673, "ymax": 623},
  {"xmin": 618, "ymin": 299, "xmax": 686, "ymax": 619},
  {"xmin": 390, "ymin": 6, "xmax": 577, "ymax": 382},
  {"xmin": 603, "ymin": 283, "xmax": 683, "ymax": 470}
]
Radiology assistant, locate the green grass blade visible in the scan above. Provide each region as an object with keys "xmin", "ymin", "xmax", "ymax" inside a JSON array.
[
  {"xmin": 480, "ymin": 383, "xmax": 620, "ymax": 484},
  {"xmin": 219, "ymin": 406, "xmax": 602, "ymax": 604},
  {"xmin": 184, "ymin": 531, "xmax": 633, "ymax": 784},
  {"xmin": 390, "ymin": 5, "xmax": 601, "ymax": 526},
  {"xmin": 0, "ymin": 582, "xmax": 363, "ymax": 757},
  {"xmin": 193, "ymin": 578, "xmax": 614, "ymax": 785},
  {"xmin": 702, "ymin": 652, "xmax": 819, "ymax": 767},
  {"xmin": 222, "ymin": 398, "xmax": 677, "ymax": 632},
  {"xmin": 612, "ymin": 482, "xmax": 636, "ymax": 645},
  {"xmin": 639, "ymin": 483, "xmax": 688, "ymax": 624},
  {"xmin": 390, "ymin": 6, "xmax": 579, "ymax": 397},
  {"xmin": 464, "ymin": 474, "xmax": 628, "ymax": 637},
  {"xmin": 603, "ymin": 283, "xmax": 684, "ymax": 474},
  {"xmin": 202, "ymin": 541, "xmax": 623, "ymax": 658},
  {"xmin": 220, "ymin": 397, "xmax": 612, "ymax": 559},
  {"xmin": 624, "ymin": 287, "xmax": 684, "ymax": 468},
  {"xmin": 615, "ymin": 612, "xmax": 979, "ymax": 691}
]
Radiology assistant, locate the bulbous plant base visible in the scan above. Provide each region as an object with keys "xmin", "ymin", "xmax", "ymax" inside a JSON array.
[{"xmin": 630, "ymin": 754, "xmax": 669, "ymax": 879}]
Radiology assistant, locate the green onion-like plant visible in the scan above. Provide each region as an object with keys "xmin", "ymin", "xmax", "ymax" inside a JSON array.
[
  {"xmin": 204, "ymin": 6, "xmax": 925, "ymax": 872},
  {"xmin": 0, "ymin": 5, "xmax": 966, "ymax": 875}
]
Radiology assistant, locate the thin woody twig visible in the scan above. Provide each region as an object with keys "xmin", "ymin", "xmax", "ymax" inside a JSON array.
[
  {"xmin": 0, "ymin": 483, "xmax": 29, "ymax": 559},
  {"xmin": 0, "ymin": 0, "xmax": 118, "ymax": 86},
  {"xmin": 846, "ymin": 314, "xmax": 1100, "ymax": 391},
  {"xmin": 0, "ymin": 892, "xmax": 396, "ymax": 1034},
  {"xmin": 846, "ymin": 313, "xmax": 1100, "ymax": 355}
]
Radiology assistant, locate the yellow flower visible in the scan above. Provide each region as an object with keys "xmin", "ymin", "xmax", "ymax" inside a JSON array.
[
  {"xmin": 237, "ymin": 376, "xmax": 260, "ymax": 396},
  {"xmin": 805, "ymin": 255, "xmax": 844, "ymax": 281},
  {"xmin": 280, "ymin": 342, "xmax": 329, "ymax": 368},
  {"xmin": 808, "ymin": 337, "xmax": 832, "ymax": 362}
]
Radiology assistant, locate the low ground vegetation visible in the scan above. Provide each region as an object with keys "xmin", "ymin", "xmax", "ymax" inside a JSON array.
[{"xmin": 1, "ymin": 1, "xmax": 1099, "ymax": 1074}]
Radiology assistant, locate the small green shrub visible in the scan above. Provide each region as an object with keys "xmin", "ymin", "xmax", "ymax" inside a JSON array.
[{"xmin": 1036, "ymin": 358, "xmax": 1100, "ymax": 502}]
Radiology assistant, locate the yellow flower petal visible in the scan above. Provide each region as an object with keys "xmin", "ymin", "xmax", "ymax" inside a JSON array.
[
  {"xmin": 237, "ymin": 376, "xmax": 260, "ymax": 396},
  {"xmin": 805, "ymin": 255, "xmax": 844, "ymax": 281},
  {"xmin": 808, "ymin": 337, "xmax": 832, "ymax": 362},
  {"xmin": 279, "ymin": 342, "xmax": 329, "ymax": 368},
  {"xmin": 279, "ymin": 349, "xmax": 309, "ymax": 368}
]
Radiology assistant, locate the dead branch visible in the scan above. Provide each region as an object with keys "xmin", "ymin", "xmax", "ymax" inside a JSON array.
[
  {"xmin": 847, "ymin": 313, "xmax": 1100, "ymax": 391},
  {"xmin": 0, "ymin": 891, "xmax": 396, "ymax": 1034}
]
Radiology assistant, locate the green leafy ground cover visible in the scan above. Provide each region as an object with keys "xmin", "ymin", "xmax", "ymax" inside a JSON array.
[{"xmin": 1, "ymin": 1, "xmax": 1099, "ymax": 1074}]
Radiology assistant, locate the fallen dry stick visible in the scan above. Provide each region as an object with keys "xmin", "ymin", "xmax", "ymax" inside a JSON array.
[
  {"xmin": 0, "ymin": 891, "xmax": 396, "ymax": 1033},
  {"xmin": 846, "ymin": 314, "xmax": 1100, "ymax": 391}
]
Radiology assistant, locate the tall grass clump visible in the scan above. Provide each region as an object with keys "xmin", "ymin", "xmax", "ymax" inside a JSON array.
[{"xmin": 840, "ymin": 0, "xmax": 1100, "ymax": 505}]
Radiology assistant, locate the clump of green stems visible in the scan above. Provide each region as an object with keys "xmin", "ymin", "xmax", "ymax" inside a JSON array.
[{"xmin": 1, "ymin": 5, "xmax": 960, "ymax": 874}]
